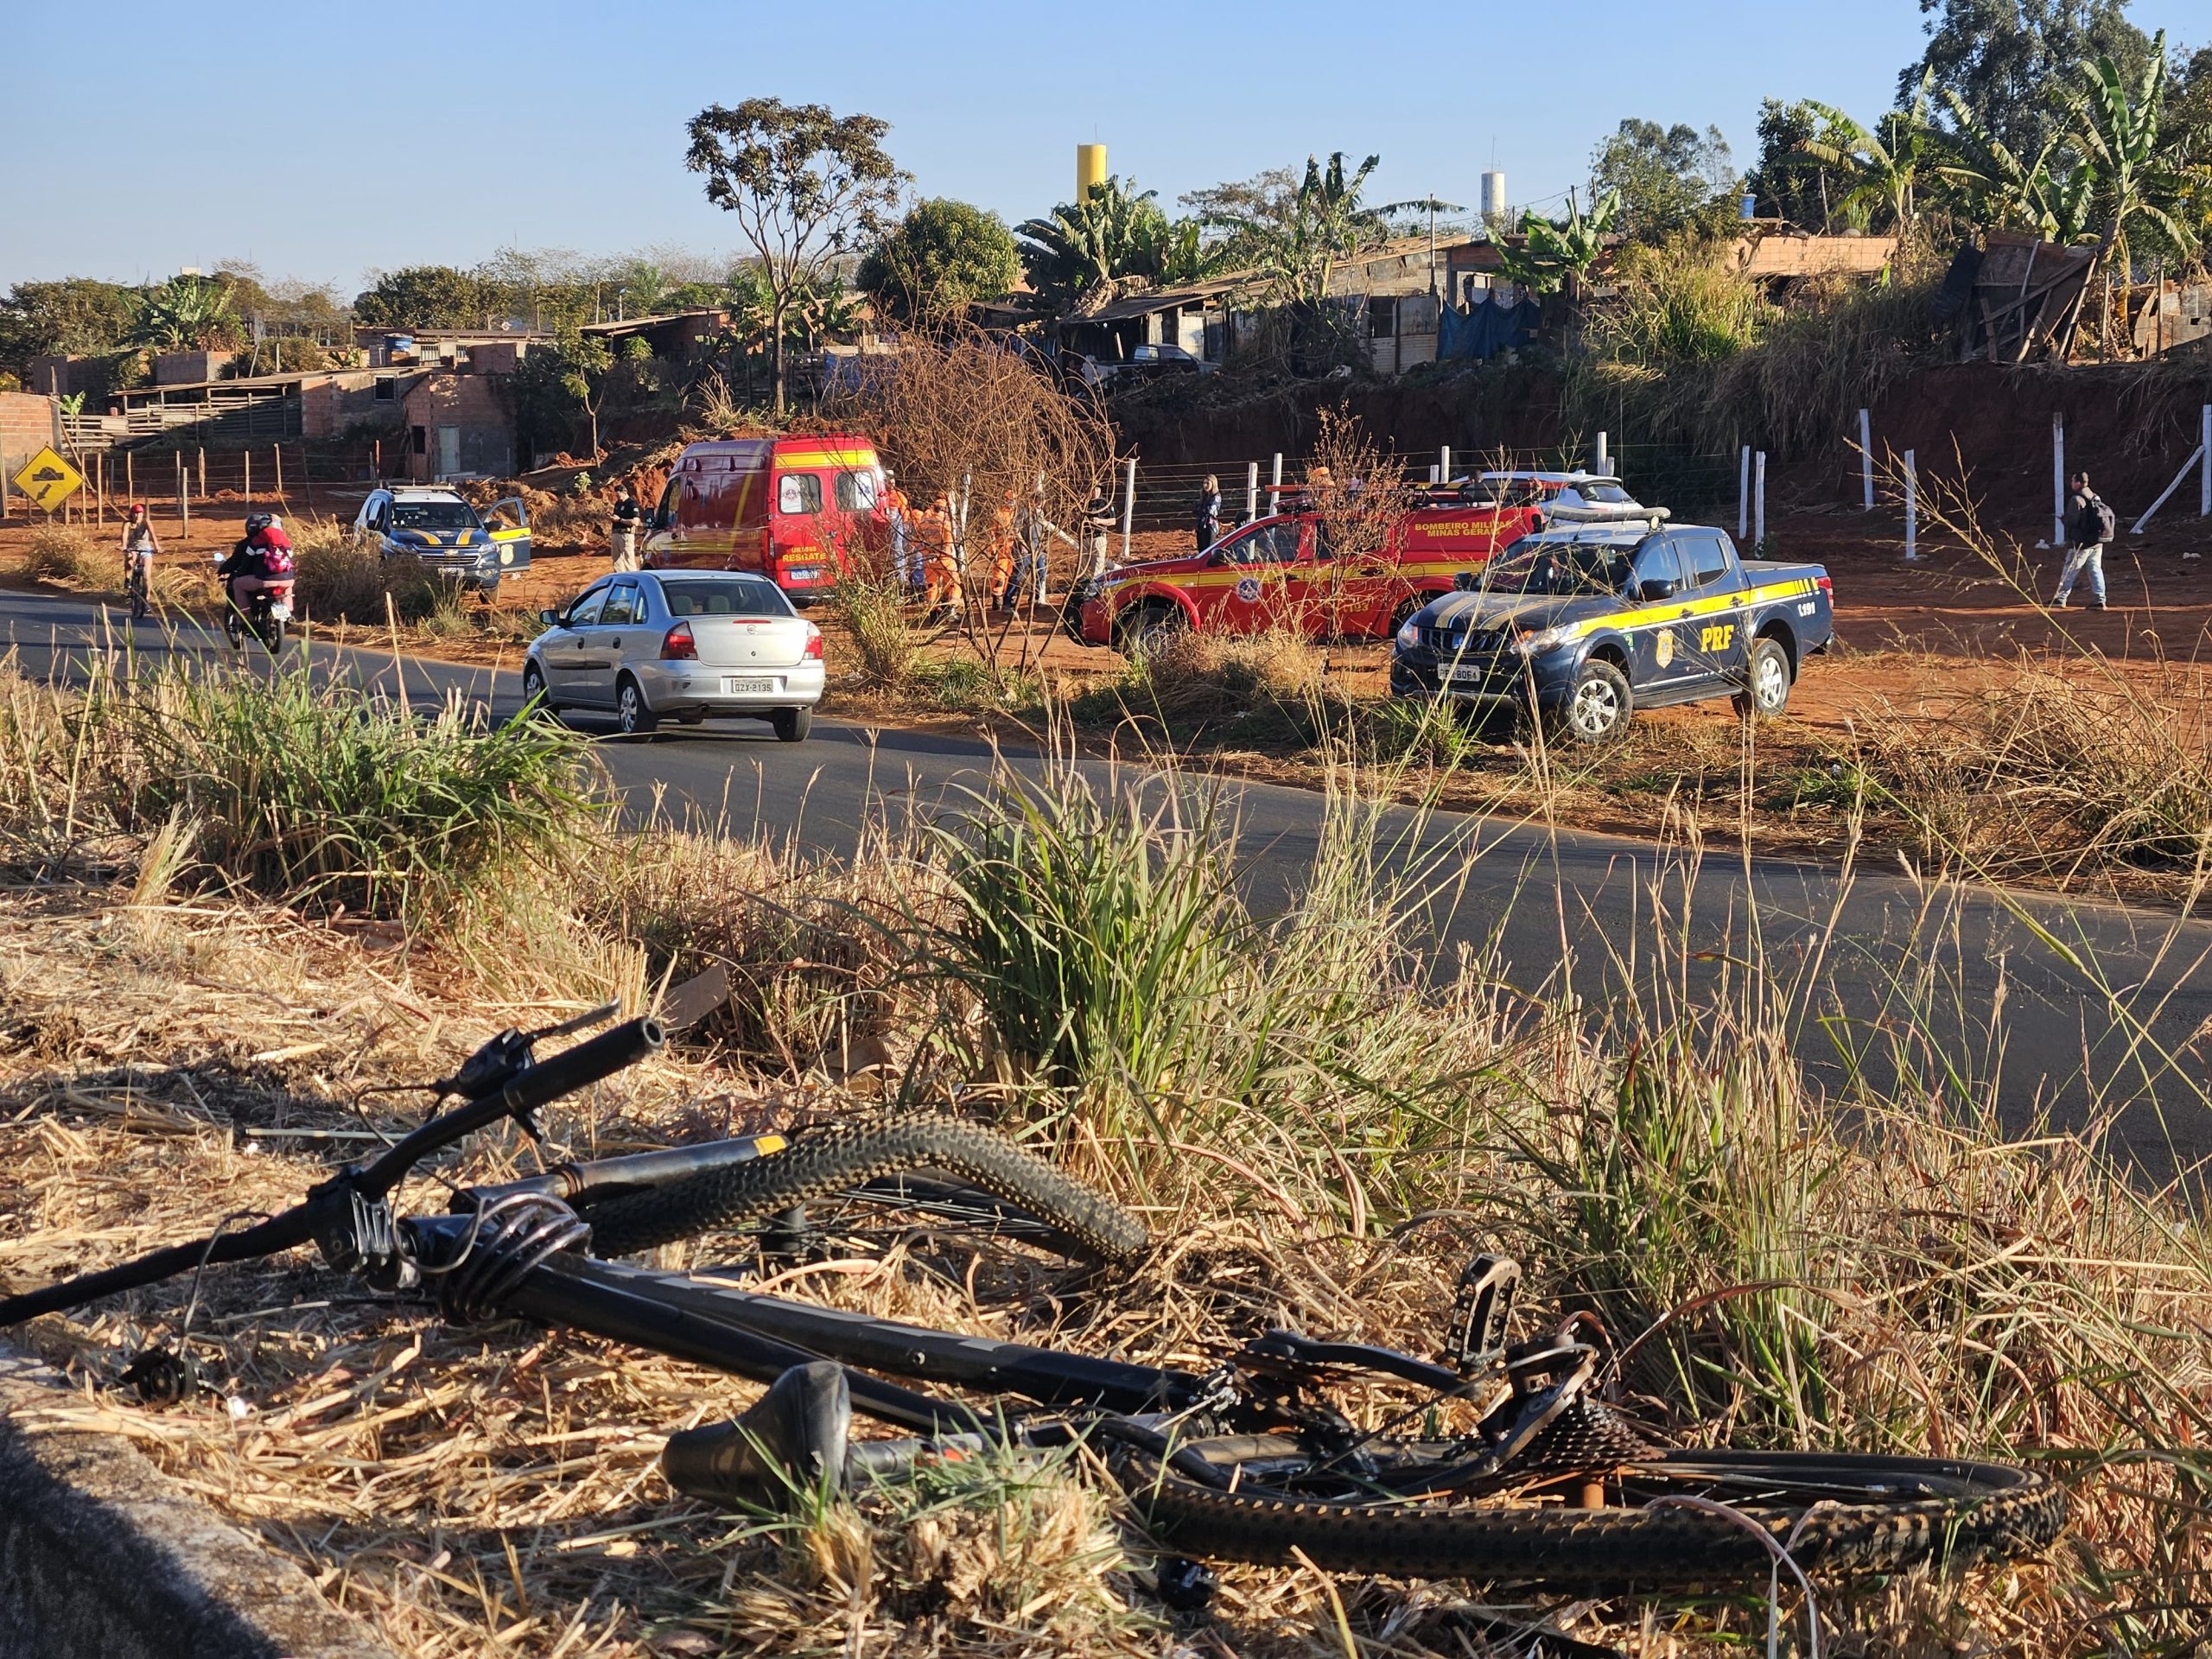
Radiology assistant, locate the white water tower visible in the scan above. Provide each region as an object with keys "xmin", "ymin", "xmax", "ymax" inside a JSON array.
[{"xmin": 1479, "ymin": 170, "xmax": 1508, "ymax": 225}]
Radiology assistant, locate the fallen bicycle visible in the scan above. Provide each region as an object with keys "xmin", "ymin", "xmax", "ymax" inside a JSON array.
[{"xmin": 0, "ymin": 1011, "xmax": 2064, "ymax": 1591}]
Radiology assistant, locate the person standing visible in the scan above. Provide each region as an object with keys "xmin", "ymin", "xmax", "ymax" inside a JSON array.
[
  {"xmin": 610, "ymin": 481, "xmax": 643, "ymax": 572},
  {"xmin": 2054, "ymin": 471, "xmax": 2114, "ymax": 611},
  {"xmin": 1080, "ymin": 487, "xmax": 1116, "ymax": 584},
  {"xmin": 880, "ymin": 469, "xmax": 912, "ymax": 591},
  {"xmin": 1194, "ymin": 474, "xmax": 1221, "ymax": 552}
]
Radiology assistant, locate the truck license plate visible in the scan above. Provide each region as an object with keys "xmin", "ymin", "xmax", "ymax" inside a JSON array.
[{"xmin": 723, "ymin": 677, "xmax": 775, "ymax": 696}]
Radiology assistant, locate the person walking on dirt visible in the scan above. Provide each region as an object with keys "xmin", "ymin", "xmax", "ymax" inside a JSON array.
[
  {"xmin": 986, "ymin": 493, "xmax": 1019, "ymax": 612},
  {"xmin": 1194, "ymin": 474, "xmax": 1222, "ymax": 552},
  {"xmin": 2054, "ymin": 472, "xmax": 2114, "ymax": 611},
  {"xmin": 918, "ymin": 494, "xmax": 959, "ymax": 620},
  {"xmin": 610, "ymin": 482, "xmax": 643, "ymax": 573}
]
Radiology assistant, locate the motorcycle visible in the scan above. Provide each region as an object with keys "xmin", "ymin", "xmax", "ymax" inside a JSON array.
[{"xmin": 216, "ymin": 555, "xmax": 294, "ymax": 656}]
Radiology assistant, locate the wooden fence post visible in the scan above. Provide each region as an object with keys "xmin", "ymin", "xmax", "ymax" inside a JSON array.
[
  {"xmin": 244, "ymin": 450, "xmax": 251, "ymax": 501},
  {"xmin": 273, "ymin": 443, "xmax": 283, "ymax": 503},
  {"xmin": 176, "ymin": 451, "xmax": 188, "ymax": 534},
  {"xmin": 2052, "ymin": 414, "xmax": 2067, "ymax": 547},
  {"xmin": 1754, "ymin": 451, "xmax": 1767, "ymax": 549},
  {"xmin": 2202, "ymin": 405, "xmax": 2210, "ymax": 518},
  {"xmin": 197, "ymin": 446, "xmax": 206, "ymax": 500},
  {"xmin": 1904, "ymin": 449, "xmax": 1918, "ymax": 562},
  {"xmin": 1859, "ymin": 409, "xmax": 1873, "ymax": 511},
  {"xmin": 1121, "ymin": 457, "xmax": 1136, "ymax": 563}
]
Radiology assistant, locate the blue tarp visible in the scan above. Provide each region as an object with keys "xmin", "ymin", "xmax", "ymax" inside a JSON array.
[{"xmin": 1439, "ymin": 295, "xmax": 1541, "ymax": 361}]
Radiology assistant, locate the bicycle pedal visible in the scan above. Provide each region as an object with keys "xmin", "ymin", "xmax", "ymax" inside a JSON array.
[{"xmin": 1441, "ymin": 1253, "xmax": 1520, "ymax": 1374}]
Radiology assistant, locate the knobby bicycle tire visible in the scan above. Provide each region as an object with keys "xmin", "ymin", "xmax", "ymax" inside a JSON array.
[
  {"xmin": 580, "ymin": 1116, "xmax": 1149, "ymax": 1265},
  {"xmin": 1119, "ymin": 1445, "xmax": 2065, "ymax": 1586}
]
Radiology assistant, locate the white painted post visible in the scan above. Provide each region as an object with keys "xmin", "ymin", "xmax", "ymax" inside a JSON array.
[
  {"xmin": 1754, "ymin": 451, "xmax": 1767, "ymax": 549},
  {"xmin": 1595, "ymin": 430, "xmax": 1608, "ymax": 475},
  {"xmin": 2052, "ymin": 413, "xmax": 2067, "ymax": 547},
  {"xmin": 2202, "ymin": 405, "xmax": 2209, "ymax": 518},
  {"xmin": 1270, "ymin": 452, "xmax": 1283, "ymax": 505},
  {"xmin": 1427, "ymin": 465, "xmax": 1440, "ymax": 484},
  {"xmin": 1440, "ymin": 444, "xmax": 1452, "ymax": 485},
  {"xmin": 1904, "ymin": 448, "xmax": 1918, "ymax": 561},
  {"xmin": 1033, "ymin": 470, "xmax": 1050, "ymax": 606},
  {"xmin": 1244, "ymin": 460, "xmax": 1258, "ymax": 524},
  {"xmin": 1858, "ymin": 408, "xmax": 1873, "ymax": 511},
  {"xmin": 1121, "ymin": 456, "xmax": 1135, "ymax": 563},
  {"xmin": 1738, "ymin": 445, "xmax": 1751, "ymax": 539}
]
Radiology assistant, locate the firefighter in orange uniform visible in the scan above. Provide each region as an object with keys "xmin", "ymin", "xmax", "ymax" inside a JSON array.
[
  {"xmin": 986, "ymin": 492, "xmax": 1019, "ymax": 611},
  {"xmin": 917, "ymin": 494, "xmax": 959, "ymax": 619}
]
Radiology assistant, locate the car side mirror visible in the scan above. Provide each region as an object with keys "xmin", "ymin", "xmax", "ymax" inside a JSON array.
[
  {"xmin": 539, "ymin": 608, "xmax": 560, "ymax": 626},
  {"xmin": 1638, "ymin": 577, "xmax": 1677, "ymax": 601},
  {"xmin": 1453, "ymin": 569, "xmax": 1478, "ymax": 592}
]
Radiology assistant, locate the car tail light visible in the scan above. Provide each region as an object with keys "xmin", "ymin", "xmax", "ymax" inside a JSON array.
[
  {"xmin": 1815, "ymin": 575, "xmax": 1833, "ymax": 594},
  {"xmin": 661, "ymin": 622, "xmax": 697, "ymax": 660},
  {"xmin": 804, "ymin": 624, "xmax": 823, "ymax": 660}
]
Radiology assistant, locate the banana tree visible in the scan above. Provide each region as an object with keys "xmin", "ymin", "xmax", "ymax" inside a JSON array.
[
  {"xmin": 1494, "ymin": 188, "xmax": 1622, "ymax": 295},
  {"xmin": 127, "ymin": 275, "xmax": 238, "ymax": 352},
  {"xmin": 1016, "ymin": 177, "xmax": 1173, "ymax": 312},
  {"xmin": 2071, "ymin": 32, "xmax": 2198, "ymax": 270},
  {"xmin": 1798, "ymin": 71, "xmax": 1936, "ymax": 233}
]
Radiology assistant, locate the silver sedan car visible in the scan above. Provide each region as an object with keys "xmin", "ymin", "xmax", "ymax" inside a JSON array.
[{"xmin": 523, "ymin": 570, "xmax": 826, "ymax": 741}]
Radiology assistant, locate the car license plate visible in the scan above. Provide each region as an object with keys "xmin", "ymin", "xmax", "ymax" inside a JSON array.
[
  {"xmin": 1444, "ymin": 663, "xmax": 1491, "ymax": 686},
  {"xmin": 723, "ymin": 677, "xmax": 776, "ymax": 696},
  {"xmin": 784, "ymin": 567, "xmax": 822, "ymax": 583}
]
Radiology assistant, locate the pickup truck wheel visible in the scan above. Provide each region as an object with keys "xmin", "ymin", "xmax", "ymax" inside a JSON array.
[
  {"xmin": 1554, "ymin": 659, "xmax": 1633, "ymax": 745},
  {"xmin": 1734, "ymin": 637, "xmax": 1792, "ymax": 720},
  {"xmin": 1117, "ymin": 605, "xmax": 1185, "ymax": 660}
]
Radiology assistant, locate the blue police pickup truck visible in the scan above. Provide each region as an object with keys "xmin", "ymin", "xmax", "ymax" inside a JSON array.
[{"xmin": 1389, "ymin": 521, "xmax": 1834, "ymax": 743}]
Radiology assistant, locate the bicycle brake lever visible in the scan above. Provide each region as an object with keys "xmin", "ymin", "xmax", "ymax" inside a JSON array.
[{"xmin": 431, "ymin": 1028, "xmax": 536, "ymax": 1102}]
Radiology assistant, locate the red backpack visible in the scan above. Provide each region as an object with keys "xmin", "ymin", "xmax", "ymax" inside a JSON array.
[{"xmin": 254, "ymin": 527, "xmax": 296, "ymax": 576}]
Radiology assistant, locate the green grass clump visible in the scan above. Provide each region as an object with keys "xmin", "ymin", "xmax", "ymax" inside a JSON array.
[
  {"xmin": 119, "ymin": 666, "xmax": 598, "ymax": 919},
  {"xmin": 830, "ymin": 575, "xmax": 924, "ymax": 689},
  {"xmin": 292, "ymin": 524, "xmax": 473, "ymax": 627}
]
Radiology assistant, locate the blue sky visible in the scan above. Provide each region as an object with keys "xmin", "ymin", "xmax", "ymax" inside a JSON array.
[{"xmin": 0, "ymin": 0, "xmax": 2177, "ymax": 295}]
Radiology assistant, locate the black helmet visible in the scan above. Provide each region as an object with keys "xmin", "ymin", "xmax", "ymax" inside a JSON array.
[{"xmin": 244, "ymin": 512, "xmax": 273, "ymax": 534}]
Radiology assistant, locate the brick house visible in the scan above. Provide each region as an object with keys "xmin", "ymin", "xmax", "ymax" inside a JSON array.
[{"xmin": 401, "ymin": 372, "xmax": 513, "ymax": 480}]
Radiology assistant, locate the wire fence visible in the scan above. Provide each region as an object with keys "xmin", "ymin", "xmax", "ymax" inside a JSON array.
[
  {"xmin": 2, "ymin": 441, "xmax": 391, "ymax": 528},
  {"xmin": 1117, "ymin": 440, "xmax": 1745, "ymax": 535}
]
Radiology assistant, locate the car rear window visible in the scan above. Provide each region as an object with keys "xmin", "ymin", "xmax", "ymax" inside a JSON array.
[
  {"xmin": 659, "ymin": 578, "xmax": 791, "ymax": 618},
  {"xmin": 777, "ymin": 473, "xmax": 823, "ymax": 515}
]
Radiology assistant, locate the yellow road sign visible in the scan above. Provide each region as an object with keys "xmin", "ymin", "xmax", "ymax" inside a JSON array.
[{"xmin": 11, "ymin": 446, "xmax": 85, "ymax": 513}]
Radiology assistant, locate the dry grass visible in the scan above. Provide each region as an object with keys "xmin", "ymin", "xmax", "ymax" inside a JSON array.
[
  {"xmin": 21, "ymin": 525, "xmax": 111, "ymax": 587},
  {"xmin": 0, "ymin": 658, "xmax": 2209, "ymax": 1655}
]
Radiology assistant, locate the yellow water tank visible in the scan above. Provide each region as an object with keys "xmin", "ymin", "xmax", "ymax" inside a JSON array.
[{"xmin": 1077, "ymin": 143, "xmax": 1108, "ymax": 202}]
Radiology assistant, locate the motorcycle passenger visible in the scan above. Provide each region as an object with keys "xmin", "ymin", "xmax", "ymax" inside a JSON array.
[{"xmin": 219, "ymin": 512, "xmax": 292, "ymax": 610}]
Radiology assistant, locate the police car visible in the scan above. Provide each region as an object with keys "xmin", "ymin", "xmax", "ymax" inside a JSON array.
[
  {"xmin": 352, "ymin": 486, "xmax": 531, "ymax": 591},
  {"xmin": 1389, "ymin": 521, "xmax": 1834, "ymax": 743}
]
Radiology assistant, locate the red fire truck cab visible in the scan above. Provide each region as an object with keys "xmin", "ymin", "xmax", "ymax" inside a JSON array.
[
  {"xmin": 1074, "ymin": 498, "xmax": 1540, "ymax": 655},
  {"xmin": 645, "ymin": 435, "xmax": 887, "ymax": 604}
]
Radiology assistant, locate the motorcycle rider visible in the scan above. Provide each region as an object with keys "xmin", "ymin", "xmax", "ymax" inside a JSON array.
[{"xmin": 218, "ymin": 512, "xmax": 293, "ymax": 613}]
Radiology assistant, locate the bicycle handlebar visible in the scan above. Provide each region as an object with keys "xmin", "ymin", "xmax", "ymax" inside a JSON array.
[{"xmin": 0, "ymin": 1016, "xmax": 664, "ymax": 1329}]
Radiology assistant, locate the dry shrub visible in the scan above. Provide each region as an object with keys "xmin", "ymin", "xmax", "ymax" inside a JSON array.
[
  {"xmin": 1090, "ymin": 629, "xmax": 1327, "ymax": 737},
  {"xmin": 825, "ymin": 330, "xmax": 1116, "ymax": 645},
  {"xmin": 290, "ymin": 520, "xmax": 469, "ymax": 628},
  {"xmin": 829, "ymin": 573, "xmax": 924, "ymax": 689},
  {"xmin": 1857, "ymin": 664, "xmax": 2212, "ymax": 879},
  {"xmin": 21, "ymin": 525, "xmax": 107, "ymax": 586}
]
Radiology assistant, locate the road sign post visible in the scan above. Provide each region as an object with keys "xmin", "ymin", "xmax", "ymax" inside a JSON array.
[{"xmin": 9, "ymin": 446, "xmax": 86, "ymax": 516}]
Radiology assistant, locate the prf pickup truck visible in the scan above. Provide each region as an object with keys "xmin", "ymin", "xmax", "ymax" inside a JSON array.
[{"xmin": 1389, "ymin": 521, "xmax": 1834, "ymax": 743}]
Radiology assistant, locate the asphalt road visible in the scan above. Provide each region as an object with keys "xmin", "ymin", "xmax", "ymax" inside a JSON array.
[{"xmin": 8, "ymin": 588, "xmax": 2212, "ymax": 1177}]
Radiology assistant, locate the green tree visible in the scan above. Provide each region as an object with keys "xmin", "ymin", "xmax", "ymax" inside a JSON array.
[
  {"xmin": 1590, "ymin": 120, "xmax": 1737, "ymax": 237},
  {"xmin": 685, "ymin": 97, "xmax": 905, "ymax": 412},
  {"xmin": 1495, "ymin": 188, "xmax": 1624, "ymax": 294},
  {"xmin": 353, "ymin": 265, "xmax": 495, "ymax": 328},
  {"xmin": 0, "ymin": 278, "xmax": 138, "ymax": 381},
  {"xmin": 1017, "ymin": 176, "xmax": 1176, "ymax": 312},
  {"xmin": 1217, "ymin": 152, "xmax": 1383, "ymax": 308},
  {"xmin": 1797, "ymin": 74, "xmax": 1939, "ymax": 235},
  {"xmin": 510, "ymin": 328, "xmax": 651, "ymax": 461},
  {"xmin": 2071, "ymin": 32, "xmax": 2200, "ymax": 264},
  {"xmin": 128, "ymin": 274, "xmax": 240, "ymax": 351},
  {"xmin": 1748, "ymin": 100, "xmax": 1832, "ymax": 227},
  {"xmin": 856, "ymin": 198, "xmax": 1021, "ymax": 327},
  {"xmin": 1902, "ymin": 0, "xmax": 2155, "ymax": 160}
]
